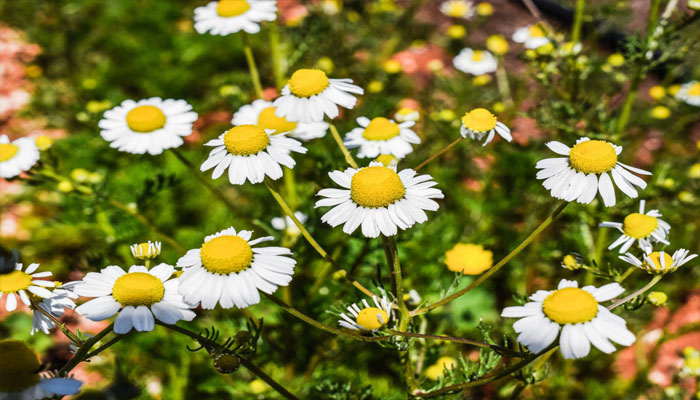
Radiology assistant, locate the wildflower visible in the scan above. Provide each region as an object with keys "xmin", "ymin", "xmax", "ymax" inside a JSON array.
[
  {"xmin": 0, "ymin": 134, "xmax": 40, "ymax": 179},
  {"xmin": 675, "ymin": 81, "xmax": 700, "ymax": 106},
  {"xmin": 32, "ymin": 285, "xmax": 78, "ymax": 335},
  {"xmin": 34, "ymin": 136, "xmax": 53, "ymax": 151},
  {"xmin": 426, "ymin": 357, "xmax": 458, "ymax": 380},
  {"xmin": 130, "ymin": 241, "xmax": 162, "ymax": 260},
  {"xmin": 315, "ymin": 162, "xmax": 444, "ymax": 238},
  {"xmin": 270, "ymin": 211, "xmax": 307, "ymax": 236},
  {"xmin": 383, "ymin": 60, "xmax": 402, "ymax": 74},
  {"xmin": 440, "ymin": 0, "xmax": 474, "ymax": 19},
  {"xmin": 599, "ymin": 200, "xmax": 670, "ymax": 253},
  {"xmin": 460, "ymin": 108, "xmax": 512, "ymax": 145},
  {"xmin": 273, "ymin": 68, "xmax": 364, "ymax": 123},
  {"xmin": 200, "ymin": 125, "xmax": 307, "ymax": 185},
  {"xmin": 689, "ymin": 0, "xmax": 700, "ymax": 10},
  {"xmin": 74, "ymin": 264, "xmax": 195, "ymax": 334},
  {"xmin": 512, "ymin": 24, "xmax": 550, "ymax": 49},
  {"xmin": 343, "ymin": 117, "xmax": 420, "ymax": 159},
  {"xmin": 486, "ymin": 34, "xmax": 508, "ymax": 55},
  {"xmin": 688, "ymin": 163, "xmax": 700, "ymax": 179},
  {"xmin": 646, "ymin": 291, "xmax": 667, "ymax": 306},
  {"xmin": 561, "ymin": 254, "xmax": 583, "ymax": 270},
  {"xmin": 0, "ymin": 263, "xmax": 55, "ymax": 312},
  {"xmin": 176, "ymin": 227, "xmax": 296, "ymax": 309},
  {"xmin": 232, "ymin": 99, "xmax": 328, "ymax": 141},
  {"xmin": 453, "ymin": 48, "xmax": 497, "ymax": 75},
  {"xmin": 338, "ymin": 296, "xmax": 394, "ymax": 332},
  {"xmin": 193, "ymin": 0, "xmax": 277, "ymax": 35},
  {"xmin": 98, "ymin": 98, "xmax": 198, "ymax": 155},
  {"xmin": 535, "ymin": 137, "xmax": 651, "ymax": 207},
  {"xmin": 607, "ymin": 53, "xmax": 625, "ymax": 67},
  {"xmin": 57, "ymin": 181, "xmax": 73, "ymax": 193},
  {"xmin": 650, "ymin": 105, "xmax": 670, "ymax": 119},
  {"xmin": 501, "ymin": 279, "xmax": 635, "ymax": 359},
  {"xmin": 648, "ymin": 85, "xmax": 666, "ymax": 100},
  {"xmin": 476, "ymin": 2, "xmax": 493, "ymax": 16},
  {"xmin": 619, "ymin": 249, "xmax": 697, "ymax": 274},
  {"xmin": 394, "ymin": 107, "xmax": 419, "ymax": 123},
  {"xmin": 368, "ymin": 80, "xmax": 384, "ymax": 93},
  {"xmin": 446, "ymin": 25, "xmax": 466, "ymax": 39},
  {"xmin": 444, "ymin": 243, "xmax": 493, "ymax": 275}
]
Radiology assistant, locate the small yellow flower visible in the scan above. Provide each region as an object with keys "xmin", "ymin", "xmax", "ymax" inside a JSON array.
[
  {"xmin": 82, "ymin": 78, "xmax": 98, "ymax": 90},
  {"xmin": 447, "ymin": 25, "xmax": 466, "ymax": 39},
  {"xmin": 688, "ymin": 163, "xmax": 700, "ymax": 179},
  {"xmin": 57, "ymin": 180, "xmax": 74, "ymax": 193},
  {"xmin": 561, "ymin": 254, "xmax": 583, "ymax": 270},
  {"xmin": 34, "ymin": 135, "xmax": 53, "ymax": 151},
  {"xmin": 435, "ymin": 109, "xmax": 457, "ymax": 121},
  {"xmin": 249, "ymin": 379, "xmax": 268, "ymax": 394},
  {"xmin": 476, "ymin": 2, "xmax": 493, "ymax": 16},
  {"xmin": 375, "ymin": 154, "xmax": 399, "ymax": 167},
  {"xmin": 607, "ymin": 53, "xmax": 625, "ymax": 67},
  {"xmin": 368, "ymin": 80, "xmax": 384, "ymax": 93},
  {"xmin": 384, "ymin": 59, "xmax": 402, "ymax": 74},
  {"xmin": 445, "ymin": 243, "xmax": 493, "ymax": 275},
  {"xmin": 667, "ymin": 84, "xmax": 681, "ymax": 96},
  {"xmin": 87, "ymin": 100, "xmax": 112, "ymax": 114},
  {"xmin": 472, "ymin": 74, "xmax": 492, "ymax": 86},
  {"xmin": 70, "ymin": 168, "xmax": 91, "ymax": 183},
  {"xmin": 649, "ymin": 85, "xmax": 666, "ymax": 100},
  {"xmin": 486, "ymin": 34, "xmax": 508, "ymax": 55},
  {"xmin": 524, "ymin": 49, "xmax": 537, "ymax": 59},
  {"xmin": 130, "ymin": 241, "xmax": 162, "ymax": 260},
  {"xmin": 678, "ymin": 191, "xmax": 695, "ymax": 203},
  {"xmin": 650, "ymin": 105, "xmax": 671, "ymax": 119},
  {"xmin": 316, "ymin": 57, "xmax": 334, "ymax": 74},
  {"xmin": 647, "ymin": 291, "xmax": 667, "ymax": 306}
]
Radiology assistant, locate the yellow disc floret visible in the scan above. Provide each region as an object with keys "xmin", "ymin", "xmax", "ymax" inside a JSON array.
[
  {"xmin": 223, "ymin": 125, "xmax": 270, "ymax": 156},
  {"xmin": 289, "ymin": 69, "xmax": 330, "ymax": 98},
  {"xmin": 0, "ymin": 143, "xmax": 19, "ymax": 162},
  {"xmin": 350, "ymin": 166, "xmax": 406, "ymax": 208},
  {"xmin": 355, "ymin": 307, "xmax": 389, "ymax": 330},
  {"xmin": 362, "ymin": 117, "xmax": 400, "ymax": 141},
  {"xmin": 542, "ymin": 287, "xmax": 598, "ymax": 324},
  {"xmin": 461, "ymin": 108, "xmax": 497, "ymax": 132},
  {"xmin": 568, "ymin": 140, "xmax": 618, "ymax": 174},
  {"xmin": 126, "ymin": 105, "xmax": 166, "ymax": 133},
  {"xmin": 688, "ymin": 82, "xmax": 700, "ymax": 96},
  {"xmin": 622, "ymin": 213, "xmax": 658, "ymax": 239},
  {"xmin": 529, "ymin": 24, "xmax": 545, "ymax": 37},
  {"xmin": 200, "ymin": 235, "xmax": 253, "ymax": 274},
  {"xmin": 471, "ymin": 50, "xmax": 484, "ymax": 62},
  {"xmin": 257, "ymin": 107, "xmax": 297, "ymax": 134},
  {"xmin": 112, "ymin": 272, "xmax": 165, "ymax": 306},
  {"xmin": 0, "ymin": 339, "xmax": 41, "ymax": 393},
  {"xmin": 0, "ymin": 270, "xmax": 32, "ymax": 293},
  {"xmin": 444, "ymin": 243, "xmax": 493, "ymax": 275},
  {"xmin": 643, "ymin": 251, "xmax": 675, "ymax": 273},
  {"xmin": 216, "ymin": 0, "xmax": 250, "ymax": 17},
  {"xmin": 375, "ymin": 154, "xmax": 398, "ymax": 167}
]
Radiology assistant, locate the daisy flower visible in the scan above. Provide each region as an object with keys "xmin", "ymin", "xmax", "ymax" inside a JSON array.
[
  {"xmin": 599, "ymin": 200, "xmax": 670, "ymax": 253},
  {"xmin": 273, "ymin": 68, "xmax": 364, "ymax": 123},
  {"xmin": 200, "ymin": 125, "xmax": 307, "ymax": 185},
  {"xmin": 394, "ymin": 107, "xmax": 420, "ymax": 123},
  {"xmin": 444, "ymin": 243, "xmax": 493, "ymax": 275},
  {"xmin": 176, "ymin": 227, "xmax": 296, "ymax": 309},
  {"xmin": 270, "ymin": 211, "xmax": 307, "ymax": 236},
  {"xmin": 439, "ymin": 0, "xmax": 474, "ymax": 19},
  {"xmin": 460, "ymin": 108, "xmax": 512, "ymax": 145},
  {"xmin": 512, "ymin": 24, "xmax": 550, "ymax": 49},
  {"xmin": 535, "ymin": 137, "xmax": 651, "ymax": 207},
  {"xmin": 343, "ymin": 117, "xmax": 421, "ymax": 159},
  {"xmin": 130, "ymin": 241, "xmax": 162, "ymax": 260},
  {"xmin": 501, "ymin": 279, "xmax": 635, "ymax": 359},
  {"xmin": 453, "ymin": 48, "xmax": 498, "ymax": 75},
  {"xmin": 73, "ymin": 264, "xmax": 195, "ymax": 334},
  {"xmin": 619, "ymin": 249, "xmax": 697, "ymax": 275},
  {"xmin": 375, "ymin": 154, "xmax": 400, "ymax": 167},
  {"xmin": 31, "ymin": 285, "xmax": 78, "ymax": 335},
  {"xmin": 232, "ymin": 99, "xmax": 329, "ymax": 141},
  {"xmin": 0, "ymin": 339, "xmax": 82, "ymax": 399},
  {"xmin": 315, "ymin": 162, "xmax": 444, "ymax": 238},
  {"xmin": 99, "ymin": 97, "xmax": 198, "ymax": 155},
  {"xmin": 675, "ymin": 81, "xmax": 700, "ymax": 106},
  {"xmin": 0, "ymin": 263, "xmax": 55, "ymax": 312},
  {"xmin": 193, "ymin": 0, "xmax": 277, "ymax": 35},
  {"xmin": 338, "ymin": 296, "xmax": 394, "ymax": 332},
  {"xmin": 0, "ymin": 134, "xmax": 40, "ymax": 179}
]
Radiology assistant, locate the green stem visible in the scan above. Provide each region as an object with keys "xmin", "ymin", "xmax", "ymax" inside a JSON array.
[
  {"xmin": 495, "ymin": 60, "xmax": 513, "ymax": 108},
  {"xmin": 328, "ymin": 123, "xmax": 359, "ymax": 169},
  {"xmin": 31, "ymin": 301, "xmax": 82, "ymax": 345},
  {"xmin": 85, "ymin": 331, "xmax": 132, "ymax": 358},
  {"xmin": 59, "ymin": 324, "xmax": 114, "ymax": 374},
  {"xmin": 386, "ymin": 330, "xmax": 517, "ymax": 355},
  {"xmin": 571, "ymin": 0, "xmax": 585, "ymax": 43},
  {"xmin": 268, "ymin": 24, "xmax": 285, "ymax": 90},
  {"xmin": 414, "ymin": 138, "xmax": 462, "ymax": 171},
  {"xmin": 412, "ymin": 201, "xmax": 568, "ymax": 316},
  {"xmin": 242, "ymin": 33, "xmax": 263, "ymax": 99},
  {"xmin": 609, "ymin": 274, "xmax": 663, "ymax": 310}
]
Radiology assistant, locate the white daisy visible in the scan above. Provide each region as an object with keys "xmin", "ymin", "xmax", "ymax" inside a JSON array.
[
  {"xmin": 501, "ymin": 279, "xmax": 635, "ymax": 359},
  {"xmin": 232, "ymin": 99, "xmax": 329, "ymax": 141},
  {"xmin": 343, "ymin": 117, "xmax": 421, "ymax": 159},
  {"xmin": 99, "ymin": 97, "xmax": 198, "ymax": 155},
  {"xmin": 315, "ymin": 162, "xmax": 444, "ymax": 238},
  {"xmin": 338, "ymin": 296, "xmax": 394, "ymax": 332},
  {"xmin": 0, "ymin": 134, "xmax": 40, "ymax": 179},
  {"xmin": 599, "ymin": 200, "xmax": 670, "ymax": 254},
  {"xmin": 675, "ymin": 81, "xmax": 700, "ymax": 106},
  {"xmin": 619, "ymin": 249, "xmax": 697, "ymax": 275},
  {"xmin": 200, "ymin": 124, "xmax": 307, "ymax": 185},
  {"xmin": 394, "ymin": 107, "xmax": 420, "ymax": 123},
  {"xmin": 176, "ymin": 227, "xmax": 296, "ymax": 309},
  {"xmin": 375, "ymin": 154, "xmax": 400, "ymax": 167},
  {"xmin": 73, "ymin": 264, "xmax": 195, "ymax": 334},
  {"xmin": 460, "ymin": 108, "xmax": 512, "ymax": 145},
  {"xmin": 0, "ymin": 339, "xmax": 82, "ymax": 399},
  {"xmin": 0, "ymin": 263, "xmax": 55, "ymax": 313},
  {"xmin": 194, "ymin": 0, "xmax": 277, "ymax": 35},
  {"xmin": 439, "ymin": 0, "xmax": 474, "ymax": 19},
  {"xmin": 512, "ymin": 24, "xmax": 550, "ymax": 49},
  {"xmin": 31, "ymin": 285, "xmax": 78, "ymax": 335},
  {"xmin": 453, "ymin": 48, "xmax": 498, "ymax": 75},
  {"xmin": 535, "ymin": 137, "xmax": 651, "ymax": 207},
  {"xmin": 130, "ymin": 241, "xmax": 162, "ymax": 260},
  {"xmin": 271, "ymin": 211, "xmax": 307, "ymax": 236},
  {"xmin": 273, "ymin": 68, "xmax": 364, "ymax": 123}
]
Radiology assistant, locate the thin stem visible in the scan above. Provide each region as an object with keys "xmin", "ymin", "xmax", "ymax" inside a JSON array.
[
  {"xmin": 85, "ymin": 331, "xmax": 133, "ymax": 359},
  {"xmin": 571, "ymin": 0, "xmax": 585, "ymax": 43},
  {"xmin": 414, "ymin": 138, "xmax": 462, "ymax": 171},
  {"xmin": 495, "ymin": 61, "xmax": 513, "ymax": 108},
  {"xmin": 328, "ymin": 123, "xmax": 359, "ymax": 169},
  {"xmin": 386, "ymin": 330, "xmax": 509, "ymax": 353},
  {"xmin": 263, "ymin": 177, "xmax": 377, "ymax": 298},
  {"xmin": 59, "ymin": 324, "xmax": 114, "ymax": 374},
  {"xmin": 242, "ymin": 33, "xmax": 263, "ymax": 99},
  {"xmin": 617, "ymin": 266, "xmax": 636, "ymax": 282},
  {"xmin": 608, "ymin": 274, "xmax": 663, "ymax": 310},
  {"xmin": 31, "ymin": 302, "xmax": 82, "ymax": 345},
  {"xmin": 268, "ymin": 24, "xmax": 285, "ymax": 90},
  {"xmin": 412, "ymin": 201, "xmax": 568, "ymax": 316}
]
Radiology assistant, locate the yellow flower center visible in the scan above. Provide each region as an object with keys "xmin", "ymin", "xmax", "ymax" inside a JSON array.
[
  {"xmin": 0, "ymin": 339, "xmax": 41, "ymax": 393},
  {"xmin": 289, "ymin": 69, "xmax": 330, "ymax": 98},
  {"xmin": 0, "ymin": 270, "xmax": 32, "ymax": 293},
  {"xmin": 644, "ymin": 251, "xmax": 674, "ymax": 272},
  {"xmin": 688, "ymin": 82, "xmax": 700, "ymax": 96},
  {"xmin": 445, "ymin": 1, "xmax": 470, "ymax": 17},
  {"xmin": 132, "ymin": 242, "xmax": 160, "ymax": 260},
  {"xmin": 216, "ymin": 0, "xmax": 250, "ymax": 17},
  {"xmin": 257, "ymin": 107, "xmax": 297, "ymax": 134},
  {"xmin": 471, "ymin": 50, "xmax": 484, "ymax": 62},
  {"xmin": 375, "ymin": 154, "xmax": 398, "ymax": 167},
  {"xmin": 529, "ymin": 24, "xmax": 545, "ymax": 37},
  {"xmin": 126, "ymin": 105, "xmax": 167, "ymax": 133},
  {"xmin": 200, "ymin": 235, "xmax": 253, "ymax": 274},
  {"xmin": 622, "ymin": 213, "xmax": 658, "ymax": 239},
  {"xmin": 223, "ymin": 125, "xmax": 270, "ymax": 156},
  {"xmin": 355, "ymin": 307, "xmax": 389, "ymax": 330},
  {"xmin": 461, "ymin": 108, "xmax": 497, "ymax": 132},
  {"xmin": 350, "ymin": 166, "xmax": 406, "ymax": 208},
  {"xmin": 542, "ymin": 287, "xmax": 598, "ymax": 324},
  {"xmin": 362, "ymin": 117, "xmax": 401, "ymax": 141},
  {"xmin": 568, "ymin": 140, "xmax": 618, "ymax": 174},
  {"xmin": 444, "ymin": 243, "xmax": 493, "ymax": 275},
  {"xmin": 561, "ymin": 254, "xmax": 581, "ymax": 270},
  {"xmin": 0, "ymin": 143, "xmax": 19, "ymax": 162},
  {"xmin": 112, "ymin": 272, "xmax": 165, "ymax": 306}
]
